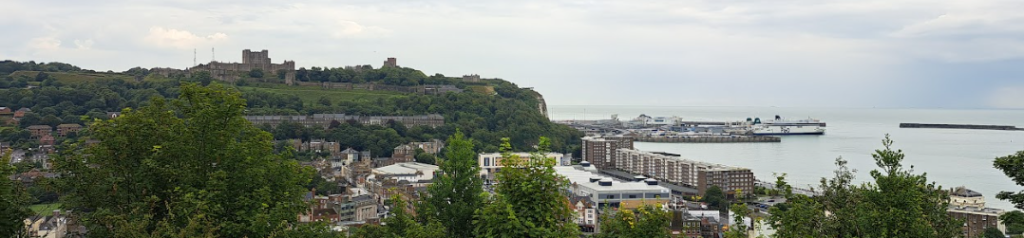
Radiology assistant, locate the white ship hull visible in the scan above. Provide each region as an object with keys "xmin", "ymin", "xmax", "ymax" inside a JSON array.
[{"xmin": 750, "ymin": 119, "xmax": 826, "ymax": 135}]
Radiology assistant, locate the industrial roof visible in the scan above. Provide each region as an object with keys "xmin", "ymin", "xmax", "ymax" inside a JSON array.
[{"xmin": 556, "ymin": 166, "xmax": 670, "ymax": 193}]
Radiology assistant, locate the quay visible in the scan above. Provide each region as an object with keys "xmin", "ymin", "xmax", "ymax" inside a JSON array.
[
  {"xmin": 636, "ymin": 136, "xmax": 781, "ymax": 143},
  {"xmin": 899, "ymin": 123, "xmax": 1023, "ymax": 131}
]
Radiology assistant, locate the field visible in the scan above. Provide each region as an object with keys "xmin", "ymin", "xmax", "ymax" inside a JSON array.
[
  {"xmin": 9, "ymin": 71, "xmax": 136, "ymax": 84},
  {"xmin": 28, "ymin": 203, "xmax": 61, "ymax": 215},
  {"xmin": 239, "ymin": 85, "xmax": 408, "ymax": 104}
]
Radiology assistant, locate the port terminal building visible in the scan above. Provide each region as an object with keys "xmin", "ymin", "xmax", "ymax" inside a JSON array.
[{"xmin": 556, "ymin": 162, "xmax": 671, "ymax": 208}]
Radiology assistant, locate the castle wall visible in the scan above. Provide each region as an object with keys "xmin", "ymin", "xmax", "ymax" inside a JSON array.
[{"xmin": 190, "ymin": 49, "xmax": 296, "ymax": 83}]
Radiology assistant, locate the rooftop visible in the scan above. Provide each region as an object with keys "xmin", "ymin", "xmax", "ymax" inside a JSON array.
[
  {"xmin": 556, "ymin": 166, "xmax": 670, "ymax": 193},
  {"xmin": 951, "ymin": 186, "xmax": 984, "ymax": 198},
  {"xmin": 949, "ymin": 205, "xmax": 1004, "ymax": 215},
  {"xmin": 373, "ymin": 162, "xmax": 439, "ymax": 177}
]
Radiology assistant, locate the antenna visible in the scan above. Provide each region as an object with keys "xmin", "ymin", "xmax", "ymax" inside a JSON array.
[
  {"xmin": 212, "ymin": 48, "xmax": 215, "ymax": 62},
  {"xmin": 193, "ymin": 49, "xmax": 196, "ymax": 66}
]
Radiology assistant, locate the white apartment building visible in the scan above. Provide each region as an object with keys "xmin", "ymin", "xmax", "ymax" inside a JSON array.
[{"xmin": 478, "ymin": 152, "xmax": 565, "ymax": 182}]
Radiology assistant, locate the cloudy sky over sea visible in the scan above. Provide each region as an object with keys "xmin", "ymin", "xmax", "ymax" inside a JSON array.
[{"xmin": 3, "ymin": 0, "xmax": 1024, "ymax": 109}]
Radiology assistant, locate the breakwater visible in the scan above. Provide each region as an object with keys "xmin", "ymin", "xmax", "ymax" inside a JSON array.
[
  {"xmin": 636, "ymin": 136, "xmax": 781, "ymax": 143},
  {"xmin": 899, "ymin": 123, "xmax": 1023, "ymax": 131}
]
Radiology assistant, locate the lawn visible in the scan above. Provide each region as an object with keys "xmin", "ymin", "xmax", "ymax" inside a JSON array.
[
  {"xmin": 240, "ymin": 85, "xmax": 408, "ymax": 104},
  {"xmin": 28, "ymin": 203, "xmax": 61, "ymax": 215},
  {"xmin": 10, "ymin": 71, "xmax": 135, "ymax": 84}
]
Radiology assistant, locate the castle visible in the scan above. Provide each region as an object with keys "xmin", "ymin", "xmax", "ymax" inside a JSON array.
[{"xmin": 189, "ymin": 49, "xmax": 297, "ymax": 84}]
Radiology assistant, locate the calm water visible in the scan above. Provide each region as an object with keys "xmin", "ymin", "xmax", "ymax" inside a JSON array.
[{"xmin": 550, "ymin": 105, "xmax": 1024, "ymax": 210}]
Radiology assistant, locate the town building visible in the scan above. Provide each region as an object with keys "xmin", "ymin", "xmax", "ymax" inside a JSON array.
[
  {"xmin": 56, "ymin": 123, "xmax": 82, "ymax": 137},
  {"xmin": 24, "ymin": 210, "xmax": 68, "ymax": 238},
  {"xmin": 616, "ymin": 149, "xmax": 754, "ymax": 197},
  {"xmin": 570, "ymin": 196, "xmax": 597, "ymax": 233},
  {"xmin": 581, "ymin": 135, "xmax": 634, "ymax": 169},
  {"xmin": 14, "ymin": 108, "xmax": 31, "ymax": 118},
  {"xmin": 696, "ymin": 167, "xmax": 755, "ymax": 198},
  {"xmin": 947, "ymin": 186, "xmax": 1006, "ymax": 237},
  {"xmin": 477, "ymin": 152, "xmax": 567, "ymax": 183},
  {"xmin": 27, "ymin": 125, "xmax": 52, "ymax": 138},
  {"xmin": 367, "ymin": 162, "xmax": 439, "ymax": 206},
  {"xmin": 244, "ymin": 114, "xmax": 445, "ymax": 129},
  {"xmin": 391, "ymin": 144, "xmax": 416, "ymax": 164},
  {"xmin": 293, "ymin": 139, "xmax": 342, "ymax": 155},
  {"xmin": 299, "ymin": 192, "xmax": 343, "ymax": 223},
  {"xmin": 39, "ymin": 134, "xmax": 55, "ymax": 146},
  {"xmin": 407, "ymin": 139, "xmax": 444, "ymax": 154},
  {"xmin": 555, "ymin": 163, "xmax": 671, "ymax": 208}
]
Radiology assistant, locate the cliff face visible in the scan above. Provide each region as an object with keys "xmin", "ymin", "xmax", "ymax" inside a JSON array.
[{"xmin": 533, "ymin": 91, "xmax": 548, "ymax": 119}]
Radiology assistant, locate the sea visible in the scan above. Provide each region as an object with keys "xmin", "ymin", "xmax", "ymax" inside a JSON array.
[{"xmin": 549, "ymin": 105, "xmax": 1024, "ymax": 210}]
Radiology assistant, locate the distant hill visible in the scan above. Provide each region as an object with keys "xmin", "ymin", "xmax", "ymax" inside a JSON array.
[{"xmin": 0, "ymin": 59, "xmax": 581, "ymax": 156}]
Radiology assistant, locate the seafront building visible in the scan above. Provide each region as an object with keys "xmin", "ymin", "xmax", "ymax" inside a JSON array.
[
  {"xmin": 946, "ymin": 186, "xmax": 1006, "ymax": 237},
  {"xmin": 581, "ymin": 135, "xmax": 634, "ymax": 169},
  {"xmin": 615, "ymin": 149, "xmax": 754, "ymax": 197}
]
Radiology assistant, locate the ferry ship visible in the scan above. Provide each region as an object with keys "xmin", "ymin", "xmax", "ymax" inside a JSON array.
[{"xmin": 748, "ymin": 115, "xmax": 826, "ymax": 135}]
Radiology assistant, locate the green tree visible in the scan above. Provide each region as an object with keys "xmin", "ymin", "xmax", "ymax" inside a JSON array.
[
  {"xmin": 702, "ymin": 185, "xmax": 725, "ymax": 210},
  {"xmin": 318, "ymin": 96, "xmax": 332, "ymax": 106},
  {"xmin": 985, "ymin": 227, "xmax": 1005, "ymax": 238},
  {"xmin": 994, "ymin": 151, "xmax": 1024, "ymax": 210},
  {"xmin": 54, "ymin": 84, "xmax": 316, "ymax": 237},
  {"xmin": 1002, "ymin": 210, "xmax": 1024, "ymax": 235},
  {"xmin": 767, "ymin": 135, "xmax": 960, "ymax": 237},
  {"xmin": 419, "ymin": 130, "xmax": 483, "ymax": 237},
  {"xmin": 1, "ymin": 150, "xmax": 32, "ymax": 237},
  {"xmin": 354, "ymin": 194, "xmax": 444, "ymax": 238},
  {"xmin": 249, "ymin": 69, "xmax": 265, "ymax": 78},
  {"xmin": 724, "ymin": 203, "xmax": 751, "ymax": 238},
  {"xmin": 473, "ymin": 137, "xmax": 580, "ymax": 238},
  {"xmin": 192, "ymin": 71, "xmax": 213, "ymax": 86},
  {"xmin": 595, "ymin": 203, "xmax": 671, "ymax": 238}
]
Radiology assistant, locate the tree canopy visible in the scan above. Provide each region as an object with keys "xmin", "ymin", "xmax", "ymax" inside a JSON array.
[
  {"xmin": 0, "ymin": 150, "xmax": 32, "ymax": 237},
  {"xmin": 472, "ymin": 137, "xmax": 580, "ymax": 238},
  {"xmin": 53, "ymin": 84, "xmax": 315, "ymax": 237},
  {"xmin": 994, "ymin": 151, "xmax": 1024, "ymax": 210},
  {"xmin": 418, "ymin": 130, "xmax": 484, "ymax": 237},
  {"xmin": 767, "ymin": 135, "xmax": 960, "ymax": 238},
  {"xmin": 594, "ymin": 203, "xmax": 671, "ymax": 238}
]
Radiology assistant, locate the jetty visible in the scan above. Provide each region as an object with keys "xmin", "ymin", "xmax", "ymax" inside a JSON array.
[
  {"xmin": 899, "ymin": 123, "xmax": 1023, "ymax": 131},
  {"xmin": 635, "ymin": 136, "xmax": 781, "ymax": 143}
]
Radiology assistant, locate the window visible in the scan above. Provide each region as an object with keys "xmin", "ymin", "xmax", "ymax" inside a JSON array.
[
  {"xmin": 484, "ymin": 157, "xmax": 490, "ymax": 167},
  {"xmin": 629, "ymin": 195, "xmax": 637, "ymax": 199}
]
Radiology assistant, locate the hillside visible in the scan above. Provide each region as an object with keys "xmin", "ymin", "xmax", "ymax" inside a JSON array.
[{"xmin": 0, "ymin": 60, "xmax": 582, "ymax": 157}]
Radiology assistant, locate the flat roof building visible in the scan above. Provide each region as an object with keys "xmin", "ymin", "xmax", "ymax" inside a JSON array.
[
  {"xmin": 582, "ymin": 135, "xmax": 634, "ymax": 170},
  {"xmin": 478, "ymin": 152, "xmax": 565, "ymax": 183},
  {"xmin": 616, "ymin": 149, "xmax": 754, "ymax": 197},
  {"xmin": 555, "ymin": 165, "xmax": 670, "ymax": 208}
]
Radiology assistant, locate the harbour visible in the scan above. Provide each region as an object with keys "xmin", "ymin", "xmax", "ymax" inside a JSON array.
[{"xmin": 552, "ymin": 105, "xmax": 1024, "ymax": 210}]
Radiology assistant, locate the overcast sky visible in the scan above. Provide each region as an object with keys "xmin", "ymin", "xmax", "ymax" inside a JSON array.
[{"xmin": 3, "ymin": 0, "xmax": 1024, "ymax": 108}]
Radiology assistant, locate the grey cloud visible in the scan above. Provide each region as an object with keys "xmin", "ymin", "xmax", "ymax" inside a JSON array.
[{"xmin": 3, "ymin": 0, "xmax": 1023, "ymax": 108}]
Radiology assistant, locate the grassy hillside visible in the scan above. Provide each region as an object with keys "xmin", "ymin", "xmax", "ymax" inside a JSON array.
[{"xmin": 10, "ymin": 70, "xmax": 135, "ymax": 84}]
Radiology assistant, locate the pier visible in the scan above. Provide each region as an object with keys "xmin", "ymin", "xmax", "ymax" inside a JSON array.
[
  {"xmin": 899, "ymin": 123, "xmax": 1023, "ymax": 131},
  {"xmin": 636, "ymin": 136, "xmax": 781, "ymax": 143}
]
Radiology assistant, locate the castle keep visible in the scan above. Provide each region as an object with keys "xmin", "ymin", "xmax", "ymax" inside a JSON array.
[{"xmin": 189, "ymin": 49, "xmax": 296, "ymax": 84}]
